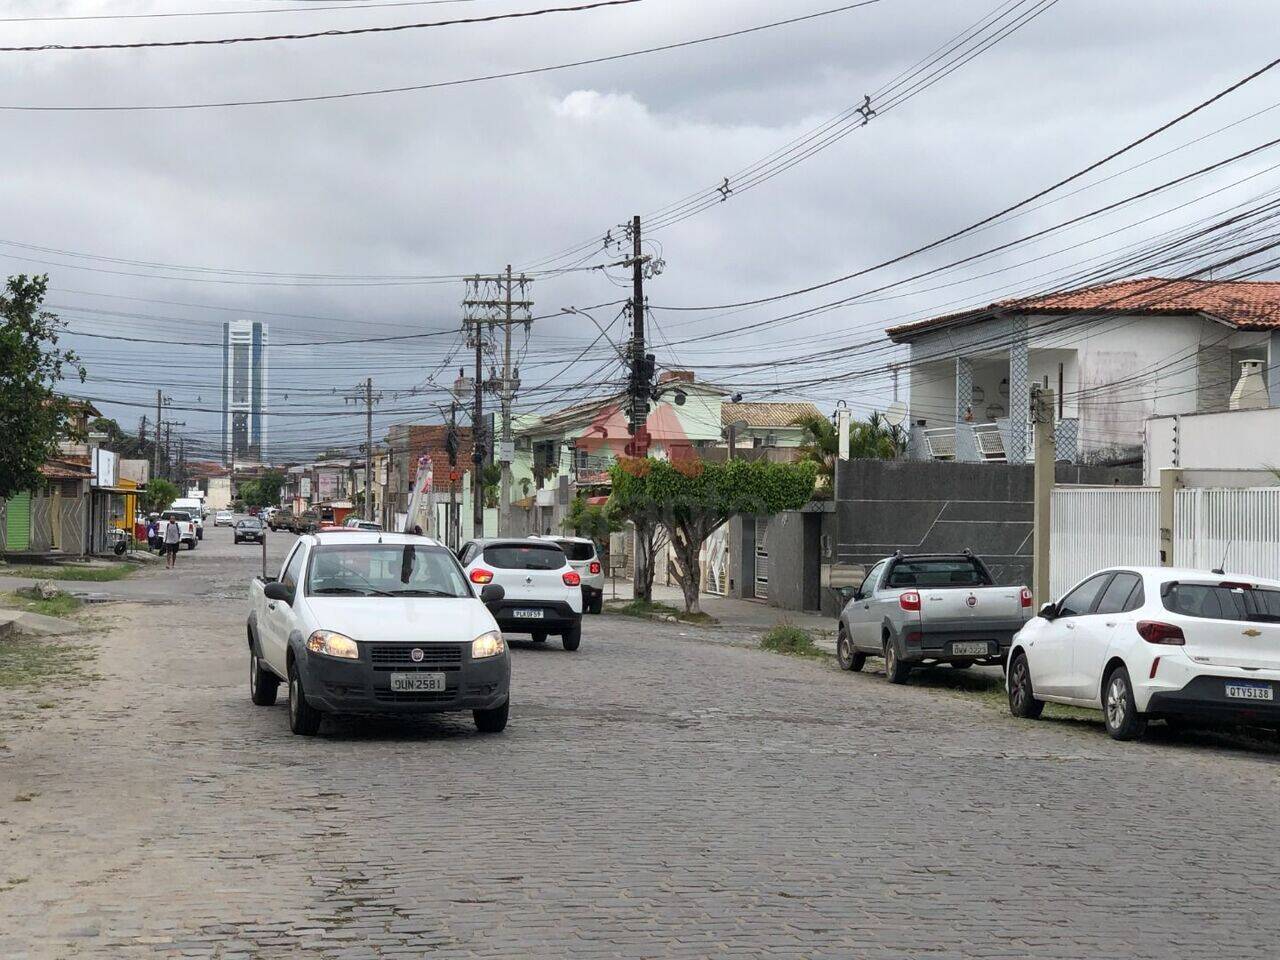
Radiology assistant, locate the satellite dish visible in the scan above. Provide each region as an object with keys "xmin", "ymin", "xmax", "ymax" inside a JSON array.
[{"xmin": 884, "ymin": 400, "xmax": 908, "ymax": 427}]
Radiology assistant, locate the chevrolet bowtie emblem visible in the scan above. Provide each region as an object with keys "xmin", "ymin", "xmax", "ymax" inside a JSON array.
[{"xmin": 1243, "ymin": 628, "xmax": 1262, "ymax": 637}]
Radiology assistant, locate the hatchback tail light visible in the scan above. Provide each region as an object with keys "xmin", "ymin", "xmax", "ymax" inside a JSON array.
[
  {"xmin": 589, "ymin": 561, "xmax": 601, "ymax": 575},
  {"xmin": 1137, "ymin": 620, "xmax": 1185, "ymax": 645},
  {"xmin": 563, "ymin": 570, "xmax": 581, "ymax": 586},
  {"xmin": 469, "ymin": 568, "xmax": 494, "ymax": 585},
  {"xmin": 1020, "ymin": 587, "xmax": 1033, "ymax": 608},
  {"xmin": 899, "ymin": 591, "xmax": 921, "ymax": 612}
]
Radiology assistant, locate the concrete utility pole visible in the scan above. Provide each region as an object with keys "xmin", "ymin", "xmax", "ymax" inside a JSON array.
[
  {"xmin": 625, "ymin": 214, "xmax": 653, "ymax": 453},
  {"xmin": 343, "ymin": 379, "xmax": 382, "ymax": 521},
  {"xmin": 1030, "ymin": 384, "xmax": 1056, "ymax": 608},
  {"xmin": 463, "ymin": 271, "xmax": 533, "ymax": 537},
  {"xmin": 153, "ymin": 390, "xmax": 163, "ymax": 478}
]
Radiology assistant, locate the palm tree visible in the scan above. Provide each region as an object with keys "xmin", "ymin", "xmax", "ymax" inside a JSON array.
[
  {"xmin": 791, "ymin": 410, "xmax": 905, "ymax": 481},
  {"xmin": 790, "ymin": 414, "xmax": 839, "ymax": 484}
]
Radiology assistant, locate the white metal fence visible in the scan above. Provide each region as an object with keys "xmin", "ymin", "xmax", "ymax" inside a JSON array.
[
  {"xmin": 1051, "ymin": 484, "xmax": 1280, "ymax": 597},
  {"xmin": 1050, "ymin": 487, "xmax": 1160, "ymax": 598},
  {"xmin": 1173, "ymin": 487, "xmax": 1280, "ymax": 580}
]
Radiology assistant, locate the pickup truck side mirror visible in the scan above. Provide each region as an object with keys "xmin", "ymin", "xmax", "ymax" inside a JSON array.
[
  {"xmin": 834, "ymin": 585, "xmax": 856, "ymax": 606},
  {"xmin": 264, "ymin": 581, "xmax": 294, "ymax": 606},
  {"xmin": 1038, "ymin": 601, "xmax": 1057, "ymax": 620},
  {"xmin": 479, "ymin": 583, "xmax": 505, "ymax": 605}
]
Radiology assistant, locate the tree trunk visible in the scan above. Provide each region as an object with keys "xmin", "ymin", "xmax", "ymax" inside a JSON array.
[
  {"xmin": 670, "ymin": 521, "xmax": 703, "ymax": 615},
  {"xmin": 632, "ymin": 519, "xmax": 658, "ymax": 603}
]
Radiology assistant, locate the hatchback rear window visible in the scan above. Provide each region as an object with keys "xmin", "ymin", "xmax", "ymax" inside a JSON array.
[
  {"xmin": 1162, "ymin": 582, "xmax": 1280, "ymax": 623},
  {"xmin": 887, "ymin": 559, "xmax": 990, "ymax": 588},
  {"xmin": 483, "ymin": 544, "xmax": 566, "ymax": 570},
  {"xmin": 555, "ymin": 541, "xmax": 596, "ymax": 562}
]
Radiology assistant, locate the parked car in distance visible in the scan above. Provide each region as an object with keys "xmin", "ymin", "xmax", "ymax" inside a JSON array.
[
  {"xmin": 292, "ymin": 509, "xmax": 322, "ymax": 535},
  {"xmin": 458, "ymin": 538, "xmax": 584, "ymax": 650},
  {"xmin": 214, "ymin": 510, "xmax": 235, "ymax": 527},
  {"xmin": 344, "ymin": 518, "xmax": 383, "ymax": 532},
  {"xmin": 1008, "ymin": 567, "xmax": 1280, "ymax": 741},
  {"xmin": 246, "ymin": 531, "xmax": 510, "ymax": 735},
  {"xmin": 837, "ymin": 551, "xmax": 1031, "ymax": 682},
  {"xmin": 532, "ymin": 535, "xmax": 604, "ymax": 614},
  {"xmin": 268, "ymin": 508, "xmax": 293, "ymax": 532},
  {"xmin": 234, "ymin": 517, "xmax": 266, "ymax": 545}
]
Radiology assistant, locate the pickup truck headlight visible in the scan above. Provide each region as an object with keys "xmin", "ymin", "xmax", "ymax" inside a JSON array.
[
  {"xmin": 471, "ymin": 631, "xmax": 506, "ymax": 660},
  {"xmin": 306, "ymin": 630, "xmax": 359, "ymax": 660}
]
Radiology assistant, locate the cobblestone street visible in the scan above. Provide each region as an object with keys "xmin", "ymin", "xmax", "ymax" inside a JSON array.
[{"xmin": 3, "ymin": 533, "xmax": 1280, "ymax": 959}]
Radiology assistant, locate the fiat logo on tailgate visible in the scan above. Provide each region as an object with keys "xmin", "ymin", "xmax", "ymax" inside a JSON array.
[
  {"xmin": 966, "ymin": 595, "xmax": 977, "ymax": 607},
  {"xmin": 410, "ymin": 648, "xmax": 425, "ymax": 663}
]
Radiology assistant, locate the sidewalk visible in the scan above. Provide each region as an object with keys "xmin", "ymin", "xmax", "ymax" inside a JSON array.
[{"xmin": 601, "ymin": 578, "xmax": 837, "ymax": 652}]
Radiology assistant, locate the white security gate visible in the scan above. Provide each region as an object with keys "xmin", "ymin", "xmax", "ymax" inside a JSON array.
[
  {"xmin": 702, "ymin": 524, "xmax": 730, "ymax": 596},
  {"xmin": 1050, "ymin": 486, "xmax": 1160, "ymax": 598},
  {"xmin": 754, "ymin": 517, "xmax": 769, "ymax": 599},
  {"xmin": 1174, "ymin": 487, "xmax": 1280, "ymax": 580}
]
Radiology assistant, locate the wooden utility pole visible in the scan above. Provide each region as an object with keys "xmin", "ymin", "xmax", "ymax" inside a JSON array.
[{"xmin": 1031, "ymin": 384, "xmax": 1055, "ymax": 607}]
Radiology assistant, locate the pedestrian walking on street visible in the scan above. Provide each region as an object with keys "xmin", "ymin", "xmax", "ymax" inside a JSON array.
[
  {"xmin": 163, "ymin": 516, "xmax": 181, "ymax": 570},
  {"xmin": 146, "ymin": 517, "xmax": 158, "ymax": 550}
]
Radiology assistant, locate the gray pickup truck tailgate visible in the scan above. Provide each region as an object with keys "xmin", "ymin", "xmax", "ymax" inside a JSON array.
[{"xmin": 920, "ymin": 587, "xmax": 1025, "ymax": 631}]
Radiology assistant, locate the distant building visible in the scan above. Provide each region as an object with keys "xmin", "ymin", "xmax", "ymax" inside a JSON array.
[{"xmin": 221, "ymin": 320, "xmax": 268, "ymax": 464}]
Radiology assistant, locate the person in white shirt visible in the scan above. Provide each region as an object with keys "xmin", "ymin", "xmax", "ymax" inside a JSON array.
[{"xmin": 163, "ymin": 517, "xmax": 181, "ymax": 570}]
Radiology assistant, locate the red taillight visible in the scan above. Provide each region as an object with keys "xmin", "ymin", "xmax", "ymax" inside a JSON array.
[
  {"xmin": 563, "ymin": 571, "xmax": 581, "ymax": 587},
  {"xmin": 899, "ymin": 591, "xmax": 921, "ymax": 612},
  {"xmin": 589, "ymin": 561, "xmax": 601, "ymax": 575},
  {"xmin": 1020, "ymin": 587, "xmax": 1033, "ymax": 608},
  {"xmin": 1137, "ymin": 620, "xmax": 1185, "ymax": 645},
  {"xmin": 469, "ymin": 569, "xmax": 494, "ymax": 585}
]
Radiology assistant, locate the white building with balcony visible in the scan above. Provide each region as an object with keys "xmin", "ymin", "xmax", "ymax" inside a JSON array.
[{"xmin": 886, "ymin": 277, "xmax": 1280, "ymax": 464}]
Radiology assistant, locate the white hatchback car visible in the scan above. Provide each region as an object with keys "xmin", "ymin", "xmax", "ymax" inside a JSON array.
[
  {"xmin": 532, "ymin": 536, "xmax": 605, "ymax": 614},
  {"xmin": 458, "ymin": 538, "xmax": 584, "ymax": 650},
  {"xmin": 1007, "ymin": 566, "xmax": 1280, "ymax": 740}
]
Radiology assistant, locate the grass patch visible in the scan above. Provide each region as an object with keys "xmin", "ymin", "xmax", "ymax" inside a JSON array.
[
  {"xmin": 6, "ymin": 589, "xmax": 82, "ymax": 619},
  {"xmin": 1, "ymin": 563, "xmax": 135, "ymax": 582},
  {"xmin": 918, "ymin": 666, "xmax": 1100, "ymax": 722},
  {"xmin": 0, "ymin": 636, "xmax": 97, "ymax": 691},
  {"xmin": 760, "ymin": 623, "xmax": 827, "ymax": 659},
  {"xmin": 608, "ymin": 599, "xmax": 717, "ymax": 625}
]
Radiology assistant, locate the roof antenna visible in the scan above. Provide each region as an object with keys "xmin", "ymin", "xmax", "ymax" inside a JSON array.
[{"xmin": 1212, "ymin": 539, "xmax": 1232, "ymax": 576}]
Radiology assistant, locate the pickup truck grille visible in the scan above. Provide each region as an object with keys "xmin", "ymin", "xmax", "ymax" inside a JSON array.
[{"xmin": 369, "ymin": 644, "xmax": 464, "ymax": 667}]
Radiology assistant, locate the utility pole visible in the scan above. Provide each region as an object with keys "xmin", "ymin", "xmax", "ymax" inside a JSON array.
[
  {"xmin": 624, "ymin": 215, "xmax": 654, "ymax": 453},
  {"xmin": 153, "ymin": 390, "xmax": 163, "ymax": 479},
  {"xmin": 164, "ymin": 422, "xmax": 172, "ymax": 480},
  {"xmin": 343, "ymin": 379, "xmax": 382, "ymax": 521},
  {"xmin": 446, "ymin": 399, "xmax": 462, "ymax": 550},
  {"xmin": 464, "ymin": 271, "xmax": 533, "ymax": 537},
  {"xmin": 472, "ymin": 321, "xmax": 485, "ymax": 537},
  {"xmin": 1030, "ymin": 384, "xmax": 1055, "ymax": 608}
]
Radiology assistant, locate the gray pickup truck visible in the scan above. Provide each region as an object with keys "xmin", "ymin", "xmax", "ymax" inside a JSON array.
[{"xmin": 836, "ymin": 552, "xmax": 1032, "ymax": 683}]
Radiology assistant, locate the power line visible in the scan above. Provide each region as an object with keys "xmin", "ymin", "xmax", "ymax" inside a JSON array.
[
  {"xmin": 0, "ymin": 0, "xmax": 643, "ymax": 53},
  {"xmin": 0, "ymin": 0, "xmax": 494, "ymax": 22}
]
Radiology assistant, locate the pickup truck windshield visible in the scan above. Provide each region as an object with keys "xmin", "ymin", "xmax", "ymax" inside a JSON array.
[
  {"xmin": 887, "ymin": 558, "xmax": 991, "ymax": 588},
  {"xmin": 306, "ymin": 544, "xmax": 470, "ymax": 598}
]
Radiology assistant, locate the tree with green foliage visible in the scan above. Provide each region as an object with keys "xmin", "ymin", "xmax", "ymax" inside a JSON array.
[
  {"xmin": 611, "ymin": 457, "xmax": 817, "ymax": 614},
  {"xmin": 240, "ymin": 469, "xmax": 284, "ymax": 509},
  {"xmin": 791, "ymin": 410, "xmax": 904, "ymax": 488},
  {"xmin": 561, "ymin": 496, "xmax": 622, "ymax": 571},
  {"xmin": 0, "ymin": 275, "xmax": 85, "ymax": 499},
  {"xmin": 143, "ymin": 478, "xmax": 180, "ymax": 514}
]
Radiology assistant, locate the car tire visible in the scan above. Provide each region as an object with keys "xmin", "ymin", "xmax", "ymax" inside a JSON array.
[
  {"xmin": 474, "ymin": 697, "xmax": 509, "ymax": 734},
  {"xmin": 250, "ymin": 652, "xmax": 279, "ymax": 706},
  {"xmin": 531, "ymin": 631, "xmax": 548, "ymax": 644},
  {"xmin": 1103, "ymin": 665, "xmax": 1147, "ymax": 741},
  {"xmin": 836, "ymin": 628, "xmax": 865, "ymax": 672},
  {"xmin": 561, "ymin": 623, "xmax": 582, "ymax": 652},
  {"xmin": 186, "ymin": 540, "xmax": 195, "ymax": 550},
  {"xmin": 1007, "ymin": 652, "xmax": 1044, "ymax": 719},
  {"xmin": 883, "ymin": 637, "xmax": 910, "ymax": 684},
  {"xmin": 288, "ymin": 660, "xmax": 323, "ymax": 736},
  {"xmin": 589, "ymin": 595, "xmax": 603, "ymax": 615}
]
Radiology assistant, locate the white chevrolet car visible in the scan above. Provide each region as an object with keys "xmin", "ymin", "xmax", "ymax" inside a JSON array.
[
  {"xmin": 458, "ymin": 538, "xmax": 584, "ymax": 650},
  {"xmin": 1007, "ymin": 566, "xmax": 1280, "ymax": 740}
]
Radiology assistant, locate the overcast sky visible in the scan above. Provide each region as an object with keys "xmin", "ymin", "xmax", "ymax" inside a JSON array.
[{"xmin": 3, "ymin": 0, "xmax": 1278, "ymax": 461}]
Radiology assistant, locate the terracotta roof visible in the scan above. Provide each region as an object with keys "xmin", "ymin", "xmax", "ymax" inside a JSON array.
[
  {"xmin": 886, "ymin": 277, "xmax": 1280, "ymax": 341},
  {"xmin": 40, "ymin": 458, "xmax": 93, "ymax": 480},
  {"xmin": 722, "ymin": 402, "xmax": 823, "ymax": 428}
]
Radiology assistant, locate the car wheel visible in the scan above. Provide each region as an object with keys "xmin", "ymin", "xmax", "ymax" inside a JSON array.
[
  {"xmin": 287, "ymin": 660, "xmax": 322, "ymax": 736},
  {"xmin": 250, "ymin": 652, "xmax": 279, "ymax": 706},
  {"xmin": 531, "ymin": 631, "xmax": 548, "ymax": 644},
  {"xmin": 1103, "ymin": 665, "xmax": 1147, "ymax": 741},
  {"xmin": 589, "ymin": 595, "xmax": 603, "ymax": 615},
  {"xmin": 186, "ymin": 540, "xmax": 195, "ymax": 550},
  {"xmin": 474, "ymin": 697, "xmax": 509, "ymax": 734},
  {"xmin": 561, "ymin": 623, "xmax": 582, "ymax": 652},
  {"xmin": 883, "ymin": 637, "xmax": 910, "ymax": 684},
  {"xmin": 836, "ymin": 628, "xmax": 865, "ymax": 672},
  {"xmin": 1007, "ymin": 652, "xmax": 1044, "ymax": 719}
]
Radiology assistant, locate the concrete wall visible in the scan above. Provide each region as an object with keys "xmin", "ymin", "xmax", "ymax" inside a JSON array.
[{"xmin": 1145, "ymin": 407, "xmax": 1280, "ymax": 485}]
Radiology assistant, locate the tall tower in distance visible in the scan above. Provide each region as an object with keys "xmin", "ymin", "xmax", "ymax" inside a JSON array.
[{"xmin": 221, "ymin": 320, "xmax": 268, "ymax": 465}]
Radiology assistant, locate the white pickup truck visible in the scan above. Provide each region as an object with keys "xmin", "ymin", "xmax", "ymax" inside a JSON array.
[
  {"xmin": 152, "ymin": 510, "xmax": 199, "ymax": 550},
  {"xmin": 246, "ymin": 530, "xmax": 511, "ymax": 736},
  {"xmin": 836, "ymin": 552, "xmax": 1032, "ymax": 683},
  {"xmin": 169, "ymin": 497, "xmax": 205, "ymax": 540}
]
